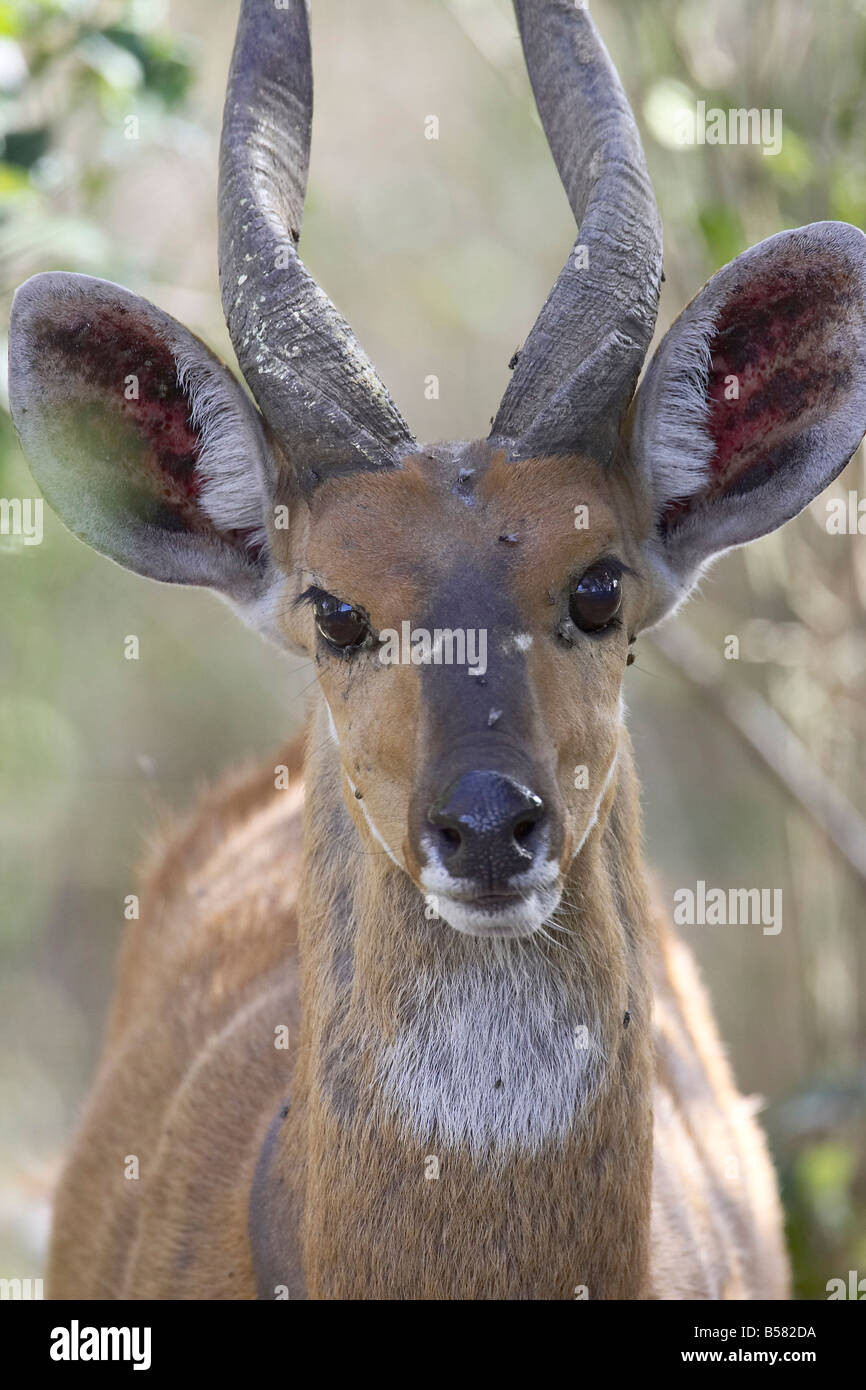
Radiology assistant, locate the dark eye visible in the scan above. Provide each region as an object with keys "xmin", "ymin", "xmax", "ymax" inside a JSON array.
[
  {"xmin": 314, "ymin": 593, "xmax": 371, "ymax": 651},
  {"xmin": 568, "ymin": 563, "xmax": 623, "ymax": 633}
]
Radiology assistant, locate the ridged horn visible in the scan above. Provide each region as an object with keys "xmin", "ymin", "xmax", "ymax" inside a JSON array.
[
  {"xmin": 491, "ymin": 0, "xmax": 663, "ymax": 463},
  {"xmin": 218, "ymin": 0, "xmax": 414, "ymax": 484}
]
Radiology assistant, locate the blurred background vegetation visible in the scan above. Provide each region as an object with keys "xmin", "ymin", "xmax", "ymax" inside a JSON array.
[{"xmin": 1, "ymin": 0, "xmax": 864, "ymax": 1299}]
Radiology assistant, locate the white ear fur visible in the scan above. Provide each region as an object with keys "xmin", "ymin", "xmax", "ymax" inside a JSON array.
[
  {"xmin": 630, "ymin": 307, "xmax": 717, "ymax": 517},
  {"xmin": 175, "ymin": 341, "xmax": 269, "ymax": 554}
]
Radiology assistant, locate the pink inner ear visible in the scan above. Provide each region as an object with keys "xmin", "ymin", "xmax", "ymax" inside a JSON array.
[
  {"xmin": 662, "ymin": 257, "xmax": 855, "ymax": 530},
  {"xmin": 46, "ymin": 304, "xmax": 207, "ymax": 527},
  {"xmin": 704, "ymin": 260, "xmax": 852, "ymax": 490}
]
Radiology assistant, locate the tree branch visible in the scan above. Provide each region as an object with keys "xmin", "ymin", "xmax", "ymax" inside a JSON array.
[{"xmin": 648, "ymin": 622, "xmax": 866, "ymax": 890}]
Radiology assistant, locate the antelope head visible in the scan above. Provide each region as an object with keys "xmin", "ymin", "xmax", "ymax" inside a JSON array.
[{"xmin": 9, "ymin": 0, "xmax": 866, "ymax": 942}]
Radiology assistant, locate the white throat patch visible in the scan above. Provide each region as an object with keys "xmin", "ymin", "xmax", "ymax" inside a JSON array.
[{"xmin": 374, "ymin": 945, "xmax": 606, "ymax": 1158}]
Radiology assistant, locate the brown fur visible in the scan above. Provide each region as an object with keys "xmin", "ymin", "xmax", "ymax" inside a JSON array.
[
  {"xmin": 47, "ymin": 722, "xmax": 788, "ymax": 1300},
  {"xmin": 47, "ymin": 448, "xmax": 789, "ymax": 1300}
]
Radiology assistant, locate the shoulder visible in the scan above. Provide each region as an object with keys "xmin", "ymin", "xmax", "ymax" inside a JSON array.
[
  {"xmin": 105, "ymin": 732, "xmax": 306, "ymax": 1042},
  {"xmin": 141, "ymin": 732, "xmax": 306, "ymax": 907}
]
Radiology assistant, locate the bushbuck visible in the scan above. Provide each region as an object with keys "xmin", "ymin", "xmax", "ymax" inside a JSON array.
[{"xmin": 9, "ymin": 0, "xmax": 866, "ymax": 1299}]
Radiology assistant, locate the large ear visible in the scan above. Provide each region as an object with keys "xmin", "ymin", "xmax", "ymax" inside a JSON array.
[
  {"xmin": 628, "ymin": 222, "xmax": 866, "ymax": 624},
  {"xmin": 8, "ymin": 271, "xmax": 280, "ymax": 629}
]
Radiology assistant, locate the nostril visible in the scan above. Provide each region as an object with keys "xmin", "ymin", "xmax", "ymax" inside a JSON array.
[
  {"xmin": 511, "ymin": 792, "xmax": 544, "ymax": 850},
  {"xmin": 513, "ymin": 815, "xmax": 537, "ymax": 845},
  {"xmin": 439, "ymin": 825, "xmax": 461, "ymax": 851},
  {"xmin": 427, "ymin": 790, "xmax": 465, "ymax": 857}
]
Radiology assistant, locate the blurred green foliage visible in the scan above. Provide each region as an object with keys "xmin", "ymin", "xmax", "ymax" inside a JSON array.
[
  {"xmin": 780, "ymin": 1106, "xmax": 866, "ymax": 1299},
  {"xmin": 1, "ymin": 0, "xmax": 864, "ymax": 1299},
  {"xmin": 0, "ymin": 0, "xmax": 197, "ymax": 306}
]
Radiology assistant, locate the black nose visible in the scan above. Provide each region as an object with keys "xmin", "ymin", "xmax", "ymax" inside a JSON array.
[{"xmin": 428, "ymin": 771, "xmax": 546, "ymax": 883}]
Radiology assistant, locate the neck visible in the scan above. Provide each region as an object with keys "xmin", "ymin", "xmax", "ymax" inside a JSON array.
[{"xmin": 287, "ymin": 696, "xmax": 656, "ymax": 1299}]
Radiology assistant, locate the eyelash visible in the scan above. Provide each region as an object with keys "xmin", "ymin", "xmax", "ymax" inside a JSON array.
[
  {"xmin": 569, "ymin": 556, "xmax": 631, "ymax": 586},
  {"xmin": 296, "ymin": 583, "xmax": 332, "ymax": 610}
]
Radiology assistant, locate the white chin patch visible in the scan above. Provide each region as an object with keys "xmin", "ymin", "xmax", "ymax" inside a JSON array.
[
  {"xmin": 421, "ymin": 847, "xmax": 562, "ymax": 939},
  {"xmin": 434, "ymin": 882, "xmax": 562, "ymax": 938}
]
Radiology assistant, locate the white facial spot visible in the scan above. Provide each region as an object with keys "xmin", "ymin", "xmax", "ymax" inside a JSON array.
[{"xmin": 500, "ymin": 632, "xmax": 533, "ymax": 656}]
